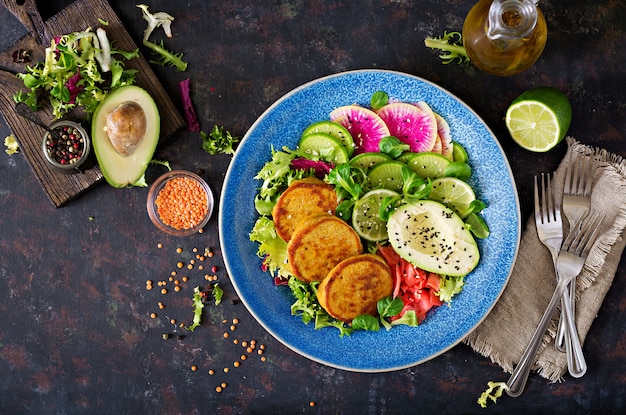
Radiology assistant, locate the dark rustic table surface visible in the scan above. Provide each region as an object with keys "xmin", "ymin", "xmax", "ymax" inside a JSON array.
[{"xmin": 1, "ymin": 0, "xmax": 625, "ymax": 414}]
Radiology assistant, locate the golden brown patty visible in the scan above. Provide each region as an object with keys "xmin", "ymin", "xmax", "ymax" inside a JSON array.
[
  {"xmin": 272, "ymin": 177, "xmax": 337, "ymax": 242},
  {"xmin": 287, "ymin": 214, "xmax": 363, "ymax": 283},
  {"xmin": 317, "ymin": 254, "xmax": 393, "ymax": 322}
]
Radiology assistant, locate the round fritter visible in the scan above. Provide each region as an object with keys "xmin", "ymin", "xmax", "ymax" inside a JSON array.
[
  {"xmin": 317, "ymin": 254, "xmax": 393, "ymax": 322},
  {"xmin": 287, "ymin": 214, "xmax": 362, "ymax": 283},
  {"xmin": 272, "ymin": 177, "xmax": 337, "ymax": 242}
]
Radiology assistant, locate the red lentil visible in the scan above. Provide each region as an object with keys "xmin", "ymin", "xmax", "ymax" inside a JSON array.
[
  {"xmin": 191, "ymin": 365, "xmax": 197, "ymax": 372},
  {"xmin": 155, "ymin": 177, "xmax": 208, "ymax": 230}
]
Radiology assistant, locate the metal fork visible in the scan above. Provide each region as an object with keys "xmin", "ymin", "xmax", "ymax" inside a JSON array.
[
  {"xmin": 507, "ymin": 211, "xmax": 603, "ymax": 398},
  {"xmin": 533, "ymin": 174, "xmax": 585, "ymax": 376},
  {"xmin": 556, "ymin": 151, "xmax": 593, "ymax": 352}
]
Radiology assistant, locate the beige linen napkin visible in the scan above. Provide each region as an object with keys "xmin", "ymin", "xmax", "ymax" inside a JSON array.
[{"xmin": 465, "ymin": 137, "xmax": 626, "ymax": 382}]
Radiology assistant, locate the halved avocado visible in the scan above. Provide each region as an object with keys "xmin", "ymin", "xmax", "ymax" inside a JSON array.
[{"xmin": 92, "ymin": 85, "xmax": 160, "ymax": 187}]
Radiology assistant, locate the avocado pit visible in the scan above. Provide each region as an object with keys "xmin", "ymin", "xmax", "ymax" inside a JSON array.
[{"xmin": 105, "ymin": 101, "xmax": 147, "ymax": 157}]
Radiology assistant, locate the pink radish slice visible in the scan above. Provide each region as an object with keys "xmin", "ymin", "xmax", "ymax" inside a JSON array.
[
  {"xmin": 432, "ymin": 134, "xmax": 443, "ymax": 154},
  {"xmin": 377, "ymin": 102, "xmax": 437, "ymax": 153},
  {"xmin": 330, "ymin": 105, "xmax": 390, "ymax": 155},
  {"xmin": 434, "ymin": 112, "xmax": 453, "ymax": 160}
]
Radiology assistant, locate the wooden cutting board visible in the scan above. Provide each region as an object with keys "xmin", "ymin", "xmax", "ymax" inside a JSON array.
[{"xmin": 0, "ymin": 0, "xmax": 185, "ymax": 207}]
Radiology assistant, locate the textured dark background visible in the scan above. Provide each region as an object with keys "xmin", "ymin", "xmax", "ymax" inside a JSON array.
[{"xmin": 1, "ymin": 0, "xmax": 625, "ymax": 414}]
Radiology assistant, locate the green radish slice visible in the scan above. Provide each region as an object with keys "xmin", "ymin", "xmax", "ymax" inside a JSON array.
[
  {"xmin": 349, "ymin": 152, "xmax": 392, "ymax": 170},
  {"xmin": 329, "ymin": 105, "xmax": 390, "ymax": 155},
  {"xmin": 298, "ymin": 132, "xmax": 349, "ymax": 164},
  {"xmin": 376, "ymin": 102, "xmax": 437, "ymax": 153},
  {"xmin": 406, "ymin": 151, "xmax": 451, "ymax": 179},
  {"xmin": 364, "ymin": 160, "xmax": 406, "ymax": 192},
  {"xmin": 302, "ymin": 121, "xmax": 355, "ymax": 156}
]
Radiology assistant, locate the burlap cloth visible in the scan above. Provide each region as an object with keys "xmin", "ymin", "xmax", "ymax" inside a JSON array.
[{"xmin": 465, "ymin": 137, "xmax": 626, "ymax": 382}]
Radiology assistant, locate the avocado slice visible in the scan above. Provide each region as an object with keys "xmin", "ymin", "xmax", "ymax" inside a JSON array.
[
  {"xmin": 92, "ymin": 85, "xmax": 160, "ymax": 187},
  {"xmin": 386, "ymin": 200, "xmax": 479, "ymax": 276}
]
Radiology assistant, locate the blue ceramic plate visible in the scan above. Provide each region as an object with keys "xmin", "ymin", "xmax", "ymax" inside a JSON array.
[{"xmin": 219, "ymin": 70, "xmax": 520, "ymax": 372}]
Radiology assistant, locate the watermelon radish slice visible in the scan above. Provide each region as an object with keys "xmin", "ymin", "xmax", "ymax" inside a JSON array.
[
  {"xmin": 376, "ymin": 102, "xmax": 437, "ymax": 153},
  {"xmin": 434, "ymin": 112, "xmax": 453, "ymax": 160},
  {"xmin": 329, "ymin": 105, "xmax": 390, "ymax": 155},
  {"xmin": 432, "ymin": 134, "xmax": 443, "ymax": 154}
]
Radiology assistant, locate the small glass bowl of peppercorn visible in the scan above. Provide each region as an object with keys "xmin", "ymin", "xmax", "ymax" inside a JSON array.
[
  {"xmin": 41, "ymin": 120, "xmax": 91, "ymax": 174},
  {"xmin": 146, "ymin": 170, "xmax": 214, "ymax": 236}
]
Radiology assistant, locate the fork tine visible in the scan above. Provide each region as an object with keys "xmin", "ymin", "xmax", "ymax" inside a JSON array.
[
  {"xmin": 582, "ymin": 159, "xmax": 593, "ymax": 197},
  {"xmin": 546, "ymin": 173, "xmax": 555, "ymax": 222},
  {"xmin": 564, "ymin": 211, "xmax": 603, "ymax": 256},
  {"xmin": 534, "ymin": 175, "xmax": 541, "ymax": 221}
]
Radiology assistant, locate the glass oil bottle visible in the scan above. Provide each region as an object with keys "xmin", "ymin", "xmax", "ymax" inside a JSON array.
[{"xmin": 462, "ymin": 0, "xmax": 547, "ymax": 76}]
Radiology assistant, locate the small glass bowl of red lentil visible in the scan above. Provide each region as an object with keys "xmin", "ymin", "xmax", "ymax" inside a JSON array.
[
  {"xmin": 41, "ymin": 120, "xmax": 91, "ymax": 173},
  {"xmin": 147, "ymin": 170, "xmax": 214, "ymax": 236}
]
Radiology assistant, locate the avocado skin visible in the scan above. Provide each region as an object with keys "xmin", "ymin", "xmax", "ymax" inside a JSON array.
[{"xmin": 92, "ymin": 86, "xmax": 160, "ymax": 187}]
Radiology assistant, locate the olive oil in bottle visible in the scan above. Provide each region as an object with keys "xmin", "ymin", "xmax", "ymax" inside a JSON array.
[{"xmin": 462, "ymin": 0, "xmax": 547, "ymax": 76}]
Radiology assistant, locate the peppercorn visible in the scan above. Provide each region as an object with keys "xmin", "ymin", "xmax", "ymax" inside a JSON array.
[{"xmin": 45, "ymin": 125, "xmax": 85, "ymax": 165}]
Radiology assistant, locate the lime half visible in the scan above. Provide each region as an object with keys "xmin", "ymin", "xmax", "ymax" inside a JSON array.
[
  {"xmin": 505, "ymin": 87, "xmax": 572, "ymax": 152},
  {"xmin": 429, "ymin": 177, "xmax": 476, "ymax": 218},
  {"xmin": 352, "ymin": 188, "xmax": 399, "ymax": 242}
]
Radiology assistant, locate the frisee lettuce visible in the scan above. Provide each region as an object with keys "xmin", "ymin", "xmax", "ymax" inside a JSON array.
[
  {"xmin": 200, "ymin": 125, "xmax": 239, "ymax": 156},
  {"xmin": 424, "ymin": 31, "xmax": 470, "ymax": 65},
  {"xmin": 13, "ymin": 27, "xmax": 139, "ymax": 119},
  {"xmin": 477, "ymin": 381, "xmax": 508, "ymax": 408},
  {"xmin": 186, "ymin": 286, "xmax": 205, "ymax": 332},
  {"xmin": 185, "ymin": 284, "xmax": 223, "ymax": 332},
  {"xmin": 288, "ymin": 277, "xmax": 353, "ymax": 337},
  {"xmin": 249, "ymin": 216, "xmax": 288, "ymax": 277}
]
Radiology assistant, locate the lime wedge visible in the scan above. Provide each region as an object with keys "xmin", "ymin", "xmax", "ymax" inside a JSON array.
[
  {"xmin": 364, "ymin": 161, "xmax": 406, "ymax": 192},
  {"xmin": 349, "ymin": 152, "xmax": 391, "ymax": 170},
  {"xmin": 352, "ymin": 188, "xmax": 399, "ymax": 242},
  {"xmin": 429, "ymin": 177, "xmax": 476, "ymax": 218},
  {"xmin": 298, "ymin": 132, "xmax": 349, "ymax": 164},
  {"xmin": 505, "ymin": 87, "xmax": 572, "ymax": 152},
  {"xmin": 406, "ymin": 152, "xmax": 451, "ymax": 179},
  {"xmin": 451, "ymin": 141, "xmax": 468, "ymax": 163},
  {"xmin": 302, "ymin": 121, "xmax": 355, "ymax": 156}
]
